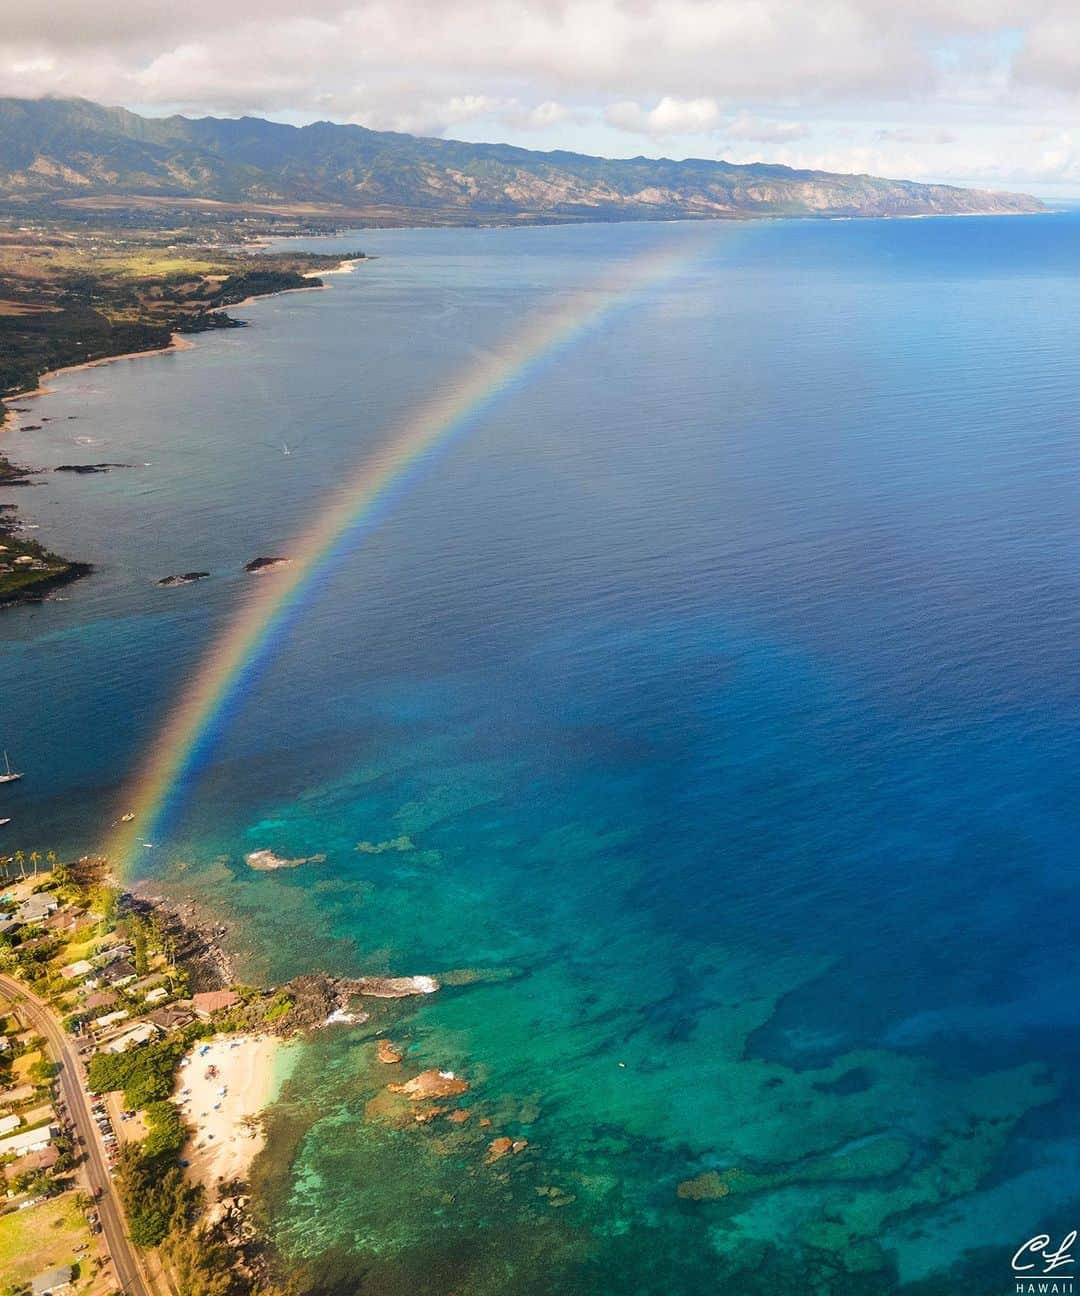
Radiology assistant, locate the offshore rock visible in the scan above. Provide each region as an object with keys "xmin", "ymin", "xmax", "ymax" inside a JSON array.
[
  {"xmin": 484, "ymin": 1137, "xmax": 528, "ymax": 1164},
  {"xmin": 377, "ymin": 1039, "xmax": 404, "ymax": 1064},
  {"xmin": 158, "ymin": 571, "xmax": 210, "ymax": 587},
  {"xmin": 245, "ymin": 849, "xmax": 326, "ymax": 871},
  {"xmin": 244, "ymin": 556, "xmax": 293, "ymax": 574},
  {"xmin": 55, "ymin": 462, "xmax": 133, "ymax": 473},
  {"xmin": 388, "ymin": 1069, "xmax": 468, "ymax": 1101},
  {"xmin": 351, "ymin": 974, "xmax": 439, "ymax": 998}
]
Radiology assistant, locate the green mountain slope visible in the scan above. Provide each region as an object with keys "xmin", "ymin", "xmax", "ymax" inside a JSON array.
[{"xmin": 0, "ymin": 97, "xmax": 1044, "ymax": 222}]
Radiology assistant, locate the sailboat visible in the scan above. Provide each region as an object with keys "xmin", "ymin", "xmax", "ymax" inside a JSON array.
[{"xmin": 0, "ymin": 751, "xmax": 23, "ymax": 785}]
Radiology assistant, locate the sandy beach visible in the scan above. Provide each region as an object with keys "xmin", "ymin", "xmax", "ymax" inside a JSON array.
[
  {"xmin": 226, "ymin": 256, "xmax": 364, "ymax": 310},
  {"xmin": 8, "ymin": 333, "xmax": 195, "ymax": 409},
  {"xmin": 174, "ymin": 1034, "xmax": 295, "ymax": 1194}
]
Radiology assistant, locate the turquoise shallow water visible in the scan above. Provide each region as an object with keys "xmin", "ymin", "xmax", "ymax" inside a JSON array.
[{"xmin": 4, "ymin": 215, "xmax": 1080, "ymax": 1292}]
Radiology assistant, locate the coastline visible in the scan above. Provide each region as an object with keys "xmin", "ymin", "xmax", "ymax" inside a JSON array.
[
  {"xmin": 177, "ymin": 1033, "xmax": 298, "ymax": 1198},
  {"xmin": 0, "ymin": 257, "xmax": 365, "ymax": 411},
  {"xmin": 0, "ymin": 252, "xmax": 366, "ymax": 607},
  {"xmin": 5, "ymin": 332, "xmax": 196, "ymax": 410},
  {"xmin": 224, "ymin": 255, "xmax": 365, "ymax": 310}
]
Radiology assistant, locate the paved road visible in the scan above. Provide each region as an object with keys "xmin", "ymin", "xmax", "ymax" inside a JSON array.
[{"xmin": 0, "ymin": 973, "xmax": 148, "ymax": 1296}]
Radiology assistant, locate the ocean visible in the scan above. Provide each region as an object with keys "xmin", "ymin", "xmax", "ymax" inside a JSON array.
[{"xmin": 3, "ymin": 213, "xmax": 1080, "ymax": 1293}]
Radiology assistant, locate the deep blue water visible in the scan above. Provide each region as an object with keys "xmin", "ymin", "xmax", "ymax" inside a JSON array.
[{"xmin": 3, "ymin": 213, "xmax": 1080, "ymax": 1292}]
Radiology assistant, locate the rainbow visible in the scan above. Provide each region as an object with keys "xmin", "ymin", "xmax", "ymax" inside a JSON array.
[{"xmin": 104, "ymin": 232, "xmax": 706, "ymax": 874}]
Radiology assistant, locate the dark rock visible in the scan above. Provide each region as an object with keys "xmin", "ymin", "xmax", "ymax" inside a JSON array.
[
  {"xmin": 244, "ymin": 556, "xmax": 293, "ymax": 574},
  {"xmin": 157, "ymin": 571, "xmax": 211, "ymax": 587},
  {"xmin": 54, "ymin": 463, "xmax": 133, "ymax": 474}
]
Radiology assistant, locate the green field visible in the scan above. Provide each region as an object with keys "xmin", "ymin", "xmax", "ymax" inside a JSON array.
[{"xmin": 0, "ymin": 1192, "xmax": 88, "ymax": 1287}]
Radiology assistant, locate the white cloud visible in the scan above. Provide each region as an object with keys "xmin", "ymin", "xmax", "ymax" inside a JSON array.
[
  {"xmin": 3, "ymin": 2, "xmax": 1080, "ymax": 189},
  {"xmin": 724, "ymin": 112, "xmax": 810, "ymax": 143},
  {"xmin": 604, "ymin": 100, "xmax": 809, "ymax": 144},
  {"xmin": 605, "ymin": 97, "xmax": 722, "ymax": 136}
]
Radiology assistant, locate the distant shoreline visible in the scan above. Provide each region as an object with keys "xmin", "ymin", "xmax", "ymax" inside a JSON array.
[
  {"xmin": 0, "ymin": 253, "xmax": 366, "ymax": 608},
  {"xmin": 1, "ymin": 257, "xmax": 365, "ymax": 419},
  {"xmin": 9, "ymin": 333, "xmax": 196, "ymax": 406}
]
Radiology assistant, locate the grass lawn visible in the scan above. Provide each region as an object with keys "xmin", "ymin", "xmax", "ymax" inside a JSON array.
[
  {"xmin": 0, "ymin": 1192, "xmax": 88, "ymax": 1286},
  {"xmin": 60, "ymin": 936, "xmax": 103, "ymax": 963},
  {"xmin": 12, "ymin": 1051, "xmax": 43, "ymax": 1083}
]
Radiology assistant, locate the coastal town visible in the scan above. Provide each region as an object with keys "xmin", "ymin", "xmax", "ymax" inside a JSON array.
[
  {"xmin": 0, "ymin": 854, "xmax": 532, "ymax": 1296},
  {"xmin": 0, "ymin": 859, "xmax": 257, "ymax": 1296}
]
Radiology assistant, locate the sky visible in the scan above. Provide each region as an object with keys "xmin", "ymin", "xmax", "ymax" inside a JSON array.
[{"xmin": 4, "ymin": 1, "xmax": 1080, "ymax": 196}]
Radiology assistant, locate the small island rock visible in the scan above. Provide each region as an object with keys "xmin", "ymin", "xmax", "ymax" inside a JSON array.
[
  {"xmin": 158, "ymin": 571, "xmax": 210, "ymax": 587},
  {"xmin": 377, "ymin": 1039, "xmax": 404, "ymax": 1065},
  {"xmin": 245, "ymin": 849, "xmax": 326, "ymax": 871},
  {"xmin": 353, "ymin": 975, "xmax": 439, "ymax": 998},
  {"xmin": 244, "ymin": 556, "xmax": 293, "ymax": 574},
  {"xmin": 388, "ymin": 1069, "xmax": 468, "ymax": 1101}
]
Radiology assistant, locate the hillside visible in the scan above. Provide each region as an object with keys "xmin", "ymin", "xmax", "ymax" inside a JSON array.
[{"xmin": 0, "ymin": 97, "xmax": 1043, "ymax": 224}]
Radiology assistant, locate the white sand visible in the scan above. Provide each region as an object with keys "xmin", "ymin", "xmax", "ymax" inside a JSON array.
[{"xmin": 174, "ymin": 1034, "xmax": 295, "ymax": 1193}]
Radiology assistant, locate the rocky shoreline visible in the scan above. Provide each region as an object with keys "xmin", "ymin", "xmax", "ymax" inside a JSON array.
[
  {"xmin": 106, "ymin": 871, "xmax": 530, "ymax": 1293},
  {"xmin": 0, "ymin": 247, "xmax": 366, "ymax": 610}
]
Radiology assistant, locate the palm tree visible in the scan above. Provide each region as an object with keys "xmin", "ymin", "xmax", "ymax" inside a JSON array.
[
  {"xmin": 13, "ymin": 851, "xmax": 24, "ymax": 879},
  {"xmin": 29, "ymin": 851, "xmax": 41, "ymax": 876}
]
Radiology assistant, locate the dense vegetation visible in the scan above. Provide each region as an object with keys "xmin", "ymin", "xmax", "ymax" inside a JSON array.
[
  {"xmin": 115, "ymin": 1141, "xmax": 199, "ymax": 1248},
  {"xmin": 0, "ymin": 232, "xmax": 340, "ymax": 399},
  {"xmin": 87, "ymin": 1035, "xmax": 190, "ymax": 1108},
  {"xmin": 0, "ymin": 220, "xmax": 362, "ymax": 604}
]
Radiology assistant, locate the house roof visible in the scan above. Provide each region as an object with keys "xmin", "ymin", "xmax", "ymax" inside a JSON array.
[
  {"xmin": 0, "ymin": 1125, "xmax": 54, "ymax": 1156},
  {"xmin": 146, "ymin": 1006, "xmax": 193, "ymax": 1031},
  {"xmin": 192, "ymin": 990, "xmax": 240, "ymax": 1014},
  {"xmin": 93, "ymin": 1010, "xmax": 129, "ymax": 1028},
  {"xmin": 14, "ymin": 894, "xmax": 58, "ymax": 922},
  {"xmin": 83, "ymin": 991, "xmax": 119, "ymax": 1011},
  {"xmin": 106, "ymin": 1022, "xmax": 161, "ymax": 1053},
  {"xmin": 31, "ymin": 1266, "xmax": 73, "ymax": 1295},
  {"xmin": 8, "ymin": 1144, "xmax": 59, "ymax": 1174}
]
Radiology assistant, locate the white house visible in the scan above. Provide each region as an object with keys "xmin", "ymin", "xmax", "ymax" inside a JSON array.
[
  {"xmin": 0, "ymin": 1125, "xmax": 54, "ymax": 1157},
  {"xmin": 93, "ymin": 1010, "xmax": 129, "ymax": 1029},
  {"xmin": 13, "ymin": 895, "xmax": 58, "ymax": 925},
  {"xmin": 106, "ymin": 1022, "xmax": 160, "ymax": 1054}
]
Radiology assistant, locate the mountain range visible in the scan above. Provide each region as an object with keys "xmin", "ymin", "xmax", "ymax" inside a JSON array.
[{"xmin": 0, "ymin": 96, "xmax": 1044, "ymax": 224}]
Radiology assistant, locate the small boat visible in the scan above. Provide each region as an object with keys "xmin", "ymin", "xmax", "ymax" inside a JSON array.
[
  {"xmin": 120, "ymin": 813, "xmax": 135, "ymax": 823},
  {"xmin": 0, "ymin": 752, "xmax": 22, "ymax": 785},
  {"xmin": 0, "ymin": 818, "xmax": 10, "ymax": 827}
]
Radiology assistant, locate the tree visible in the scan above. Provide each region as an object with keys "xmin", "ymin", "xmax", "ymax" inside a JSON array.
[
  {"xmin": 13, "ymin": 851, "xmax": 24, "ymax": 879},
  {"xmin": 47, "ymin": 851, "xmax": 68, "ymax": 886},
  {"xmin": 29, "ymin": 1057, "xmax": 58, "ymax": 1084},
  {"xmin": 142, "ymin": 1101, "xmax": 186, "ymax": 1159},
  {"xmin": 91, "ymin": 884, "xmax": 119, "ymax": 925},
  {"xmin": 29, "ymin": 851, "xmax": 41, "ymax": 876},
  {"xmin": 13, "ymin": 1167, "xmax": 52, "ymax": 1197}
]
